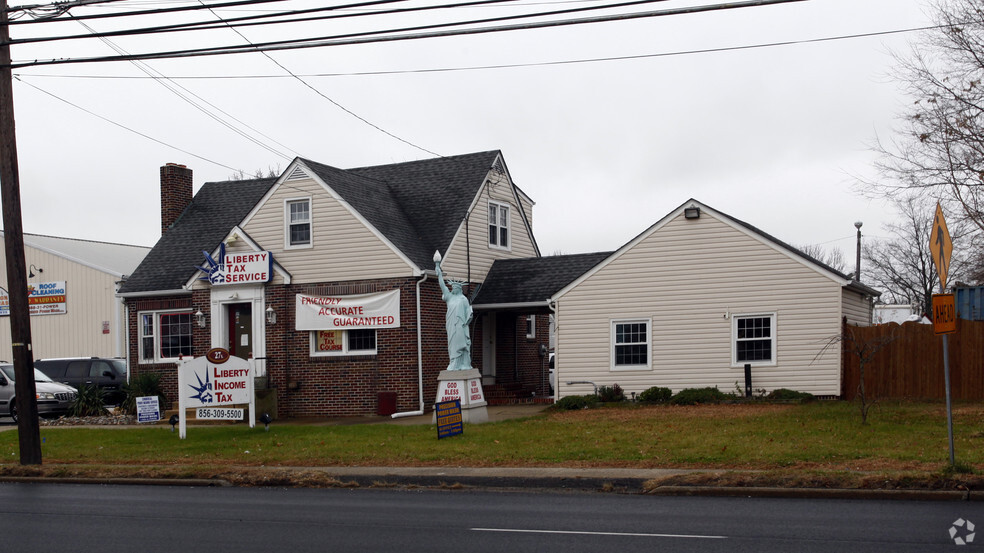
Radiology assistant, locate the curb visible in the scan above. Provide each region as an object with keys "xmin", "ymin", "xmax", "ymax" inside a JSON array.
[
  {"xmin": 0, "ymin": 476, "xmax": 231, "ymax": 487},
  {"xmin": 645, "ymin": 485, "xmax": 983, "ymax": 501}
]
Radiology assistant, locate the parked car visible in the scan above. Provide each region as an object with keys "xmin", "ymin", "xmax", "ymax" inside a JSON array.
[
  {"xmin": 0, "ymin": 363, "xmax": 78, "ymax": 421},
  {"xmin": 34, "ymin": 357, "xmax": 127, "ymax": 405}
]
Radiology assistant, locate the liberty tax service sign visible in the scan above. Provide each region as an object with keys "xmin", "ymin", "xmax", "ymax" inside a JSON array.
[
  {"xmin": 0, "ymin": 281, "xmax": 68, "ymax": 316},
  {"xmin": 176, "ymin": 348, "xmax": 255, "ymax": 438}
]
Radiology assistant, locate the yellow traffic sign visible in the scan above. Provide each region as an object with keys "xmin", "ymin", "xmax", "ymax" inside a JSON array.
[
  {"xmin": 930, "ymin": 203, "xmax": 953, "ymax": 289},
  {"xmin": 933, "ymin": 294, "xmax": 956, "ymax": 335}
]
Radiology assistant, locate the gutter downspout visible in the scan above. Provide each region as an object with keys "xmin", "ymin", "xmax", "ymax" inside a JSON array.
[
  {"xmin": 547, "ymin": 298, "xmax": 557, "ymax": 401},
  {"xmin": 392, "ymin": 271, "xmax": 429, "ymax": 418}
]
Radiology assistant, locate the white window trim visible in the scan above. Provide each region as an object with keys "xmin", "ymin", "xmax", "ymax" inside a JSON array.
[
  {"xmin": 488, "ymin": 200, "xmax": 511, "ymax": 251},
  {"xmin": 310, "ymin": 329, "xmax": 377, "ymax": 357},
  {"xmin": 525, "ymin": 314, "xmax": 536, "ymax": 339},
  {"xmin": 731, "ymin": 312, "xmax": 777, "ymax": 367},
  {"xmin": 284, "ymin": 196, "xmax": 313, "ymax": 250},
  {"xmin": 610, "ymin": 318, "xmax": 652, "ymax": 371},
  {"xmin": 138, "ymin": 309, "xmax": 194, "ymax": 364}
]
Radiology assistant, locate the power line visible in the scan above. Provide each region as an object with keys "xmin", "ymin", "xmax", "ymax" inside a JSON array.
[
  {"xmin": 8, "ymin": 0, "xmax": 513, "ymax": 47},
  {"xmin": 194, "ymin": 0, "xmax": 437, "ymax": 156},
  {"xmin": 70, "ymin": 13, "xmax": 299, "ymax": 160},
  {"xmin": 7, "ymin": 0, "xmax": 808, "ymax": 68},
  {"xmin": 15, "ymin": 23, "xmax": 939, "ymax": 80},
  {"xmin": 6, "ymin": 0, "xmax": 291, "ymax": 24},
  {"xmin": 13, "ymin": 74, "xmax": 242, "ymax": 171}
]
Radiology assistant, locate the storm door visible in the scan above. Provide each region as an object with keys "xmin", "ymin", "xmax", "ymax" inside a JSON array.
[{"xmin": 227, "ymin": 303, "xmax": 253, "ymax": 359}]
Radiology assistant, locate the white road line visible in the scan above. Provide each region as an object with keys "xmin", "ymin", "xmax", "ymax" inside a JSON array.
[{"xmin": 471, "ymin": 528, "xmax": 727, "ymax": 539}]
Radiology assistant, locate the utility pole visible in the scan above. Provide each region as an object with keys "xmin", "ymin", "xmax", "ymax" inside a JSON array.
[
  {"xmin": 0, "ymin": 0, "xmax": 43, "ymax": 464},
  {"xmin": 853, "ymin": 221, "xmax": 863, "ymax": 281}
]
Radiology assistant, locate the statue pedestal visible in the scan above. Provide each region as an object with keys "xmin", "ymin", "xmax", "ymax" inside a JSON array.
[{"xmin": 433, "ymin": 368, "xmax": 488, "ymax": 424}]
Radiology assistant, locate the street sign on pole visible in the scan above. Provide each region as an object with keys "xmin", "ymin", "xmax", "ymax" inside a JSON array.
[
  {"xmin": 930, "ymin": 203, "xmax": 953, "ymax": 288},
  {"xmin": 933, "ymin": 294, "xmax": 957, "ymax": 335}
]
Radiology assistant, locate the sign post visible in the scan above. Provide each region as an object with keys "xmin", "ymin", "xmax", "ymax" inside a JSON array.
[
  {"xmin": 176, "ymin": 348, "xmax": 254, "ymax": 439},
  {"xmin": 930, "ymin": 203, "xmax": 956, "ymax": 466}
]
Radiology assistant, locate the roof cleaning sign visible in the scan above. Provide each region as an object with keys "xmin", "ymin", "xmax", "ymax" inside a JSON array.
[
  {"xmin": 0, "ymin": 281, "xmax": 68, "ymax": 316},
  {"xmin": 295, "ymin": 289, "xmax": 401, "ymax": 330}
]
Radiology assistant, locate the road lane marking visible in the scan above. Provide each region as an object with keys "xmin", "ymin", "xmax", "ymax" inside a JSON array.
[{"xmin": 471, "ymin": 528, "xmax": 727, "ymax": 539}]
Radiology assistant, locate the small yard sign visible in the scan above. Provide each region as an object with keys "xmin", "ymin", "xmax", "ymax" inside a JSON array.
[
  {"xmin": 435, "ymin": 400, "xmax": 463, "ymax": 439},
  {"xmin": 136, "ymin": 396, "xmax": 160, "ymax": 423}
]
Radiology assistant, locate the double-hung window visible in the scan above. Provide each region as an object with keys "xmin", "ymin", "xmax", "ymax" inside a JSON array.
[
  {"xmin": 611, "ymin": 319, "xmax": 650, "ymax": 370},
  {"xmin": 311, "ymin": 329, "xmax": 377, "ymax": 356},
  {"xmin": 286, "ymin": 198, "xmax": 311, "ymax": 248},
  {"xmin": 139, "ymin": 311, "xmax": 193, "ymax": 363},
  {"xmin": 488, "ymin": 201, "xmax": 510, "ymax": 249},
  {"xmin": 732, "ymin": 313, "xmax": 776, "ymax": 366}
]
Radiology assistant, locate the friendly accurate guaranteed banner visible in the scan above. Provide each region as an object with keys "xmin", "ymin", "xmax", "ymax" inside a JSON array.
[{"xmin": 295, "ymin": 289, "xmax": 401, "ymax": 331}]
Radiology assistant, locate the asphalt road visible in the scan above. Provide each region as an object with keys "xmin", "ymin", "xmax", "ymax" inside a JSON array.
[{"xmin": 0, "ymin": 482, "xmax": 978, "ymax": 552}]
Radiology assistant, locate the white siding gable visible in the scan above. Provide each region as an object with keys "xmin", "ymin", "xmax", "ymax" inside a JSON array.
[
  {"xmin": 440, "ymin": 154, "xmax": 538, "ymax": 282},
  {"xmin": 554, "ymin": 201, "xmax": 848, "ymax": 398},
  {"xmin": 240, "ymin": 160, "xmax": 415, "ymax": 284}
]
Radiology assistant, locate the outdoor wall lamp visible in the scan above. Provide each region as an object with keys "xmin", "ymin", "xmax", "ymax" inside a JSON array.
[
  {"xmin": 28, "ymin": 264, "xmax": 42, "ymax": 278},
  {"xmin": 684, "ymin": 206, "xmax": 701, "ymax": 219},
  {"xmin": 195, "ymin": 310, "xmax": 206, "ymax": 328},
  {"xmin": 266, "ymin": 306, "xmax": 276, "ymax": 325}
]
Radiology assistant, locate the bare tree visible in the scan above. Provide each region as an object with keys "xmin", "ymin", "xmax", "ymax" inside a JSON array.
[
  {"xmin": 797, "ymin": 244, "xmax": 847, "ymax": 273},
  {"xmin": 817, "ymin": 325, "xmax": 898, "ymax": 425},
  {"xmin": 863, "ymin": 196, "xmax": 980, "ymax": 316},
  {"xmin": 866, "ymin": 0, "xmax": 984, "ymax": 233}
]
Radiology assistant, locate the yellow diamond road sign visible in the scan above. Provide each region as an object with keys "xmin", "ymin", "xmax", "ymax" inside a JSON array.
[{"xmin": 930, "ymin": 203, "xmax": 953, "ymax": 288}]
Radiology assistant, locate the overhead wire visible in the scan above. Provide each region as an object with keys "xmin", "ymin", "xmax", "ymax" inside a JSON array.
[
  {"xmin": 69, "ymin": 13, "xmax": 298, "ymax": 160},
  {"xmin": 194, "ymin": 0, "xmax": 440, "ymax": 156},
  {"xmin": 15, "ymin": 22, "xmax": 941, "ymax": 81},
  {"xmin": 8, "ymin": 0, "xmax": 519, "ymax": 46},
  {"xmin": 13, "ymin": 74, "xmax": 241, "ymax": 171},
  {"xmin": 6, "ymin": 0, "xmax": 807, "ymax": 67}
]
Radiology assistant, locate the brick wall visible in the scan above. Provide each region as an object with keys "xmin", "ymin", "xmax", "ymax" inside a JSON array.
[{"xmin": 124, "ymin": 277, "xmax": 551, "ymax": 418}]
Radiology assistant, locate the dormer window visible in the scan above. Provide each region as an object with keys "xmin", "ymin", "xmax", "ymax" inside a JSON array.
[
  {"xmin": 489, "ymin": 201, "xmax": 510, "ymax": 250},
  {"xmin": 286, "ymin": 198, "xmax": 311, "ymax": 248}
]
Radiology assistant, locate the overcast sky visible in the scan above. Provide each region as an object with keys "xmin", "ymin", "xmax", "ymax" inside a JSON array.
[{"xmin": 5, "ymin": 0, "xmax": 934, "ymax": 266}]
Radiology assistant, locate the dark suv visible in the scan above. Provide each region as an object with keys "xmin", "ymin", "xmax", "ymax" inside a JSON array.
[{"xmin": 34, "ymin": 357, "xmax": 128, "ymax": 405}]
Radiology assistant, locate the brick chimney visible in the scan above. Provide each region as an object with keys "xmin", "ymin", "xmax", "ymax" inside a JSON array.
[{"xmin": 160, "ymin": 163, "xmax": 193, "ymax": 235}]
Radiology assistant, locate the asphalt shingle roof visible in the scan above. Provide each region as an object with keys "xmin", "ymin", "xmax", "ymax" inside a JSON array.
[
  {"xmin": 118, "ymin": 178, "xmax": 276, "ymax": 294},
  {"xmin": 119, "ymin": 151, "xmax": 503, "ymax": 294},
  {"xmin": 472, "ymin": 252, "xmax": 612, "ymax": 307}
]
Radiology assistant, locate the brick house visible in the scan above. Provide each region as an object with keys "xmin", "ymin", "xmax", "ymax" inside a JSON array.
[{"xmin": 118, "ymin": 152, "xmax": 557, "ymax": 417}]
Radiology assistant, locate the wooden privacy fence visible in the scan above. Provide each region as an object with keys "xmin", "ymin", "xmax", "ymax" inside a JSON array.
[{"xmin": 841, "ymin": 319, "xmax": 984, "ymax": 400}]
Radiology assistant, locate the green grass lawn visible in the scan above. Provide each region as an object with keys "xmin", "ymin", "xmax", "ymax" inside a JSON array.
[{"xmin": 1, "ymin": 401, "xmax": 981, "ymax": 474}]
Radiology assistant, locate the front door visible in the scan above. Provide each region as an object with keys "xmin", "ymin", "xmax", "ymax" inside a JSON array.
[
  {"xmin": 482, "ymin": 312, "xmax": 496, "ymax": 385},
  {"xmin": 228, "ymin": 303, "xmax": 252, "ymax": 359}
]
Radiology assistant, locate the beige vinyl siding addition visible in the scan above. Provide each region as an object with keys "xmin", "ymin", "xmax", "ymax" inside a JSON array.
[
  {"xmin": 242, "ymin": 176, "xmax": 413, "ymax": 283},
  {"xmin": 842, "ymin": 289, "xmax": 873, "ymax": 326},
  {"xmin": 441, "ymin": 172, "xmax": 537, "ymax": 282},
  {"xmin": 0, "ymin": 246, "xmax": 126, "ymax": 360},
  {"xmin": 556, "ymin": 213, "xmax": 844, "ymax": 398}
]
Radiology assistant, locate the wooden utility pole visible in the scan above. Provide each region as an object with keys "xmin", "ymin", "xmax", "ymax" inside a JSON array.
[{"xmin": 0, "ymin": 0, "xmax": 42, "ymax": 465}]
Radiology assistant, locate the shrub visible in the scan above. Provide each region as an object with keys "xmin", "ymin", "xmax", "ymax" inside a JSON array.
[
  {"xmin": 554, "ymin": 394, "xmax": 598, "ymax": 410},
  {"xmin": 69, "ymin": 384, "xmax": 108, "ymax": 417},
  {"xmin": 669, "ymin": 387, "xmax": 728, "ymax": 405},
  {"xmin": 766, "ymin": 388, "xmax": 816, "ymax": 402},
  {"xmin": 638, "ymin": 386, "xmax": 672, "ymax": 404},
  {"xmin": 118, "ymin": 372, "xmax": 168, "ymax": 416},
  {"xmin": 597, "ymin": 383, "xmax": 626, "ymax": 403}
]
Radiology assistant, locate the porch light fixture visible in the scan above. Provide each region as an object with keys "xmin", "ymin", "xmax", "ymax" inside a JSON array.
[
  {"xmin": 266, "ymin": 306, "xmax": 276, "ymax": 325},
  {"xmin": 195, "ymin": 310, "xmax": 206, "ymax": 328},
  {"xmin": 684, "ymin": 206, "xmax": 701, "ymax": 219},
  {"xmin": 28, "ymin": 264, "xmax": 42, "ymax": 278}
]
